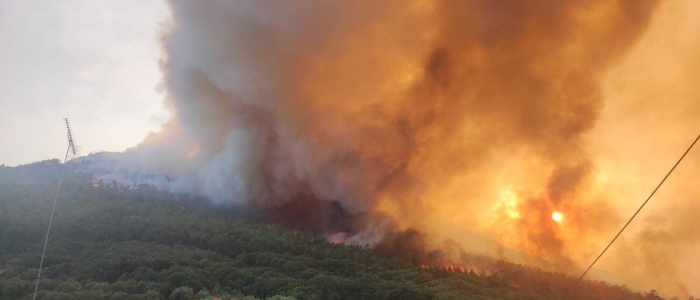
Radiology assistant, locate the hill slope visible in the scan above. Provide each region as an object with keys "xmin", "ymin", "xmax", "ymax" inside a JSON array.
[{"xmin": 0, "ymin": 160, "xmax": 674, "ymax": 300}]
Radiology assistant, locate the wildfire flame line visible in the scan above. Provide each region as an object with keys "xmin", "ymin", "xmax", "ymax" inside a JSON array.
[{"xmin": 420, "ymin": 264, "xmax": 468, "ymax": 273}]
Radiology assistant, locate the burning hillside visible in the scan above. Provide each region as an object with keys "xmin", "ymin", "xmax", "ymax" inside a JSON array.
[{"xmin": 102, "ymin": 0, "xmax": 700, "ymax": 296}]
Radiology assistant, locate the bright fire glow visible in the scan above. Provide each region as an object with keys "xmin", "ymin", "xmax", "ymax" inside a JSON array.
[
  {"xmin": 421, "ymin": 264, "xmax": 467, "ymax": 273},
  {"xmin": 551, "ymin": 211, "xmax": 563, "ymax": 223}
]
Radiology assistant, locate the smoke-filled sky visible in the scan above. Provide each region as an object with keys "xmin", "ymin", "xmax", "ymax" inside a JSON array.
[
  {"xmin": 5, "ymin": 0, "xmax": 700, "ymax": 297},
  {"xmin": 0, "ymin": 0, "xmax": 168, "ymax": 166}
]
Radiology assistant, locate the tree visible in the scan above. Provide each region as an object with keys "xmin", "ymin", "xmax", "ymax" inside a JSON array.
[
  {"xmin": 266, "ymin": 296, "xmax": 297, "ymax": 300},
  {"xmin": 646, "ymin": 290, "xmax": 663, "ymax": 300},
  {"xmin": 195, "ymin": 288, "xmax": 210, "ymax": 299},
  {"xmin": 111, "ymin": 292, "xmax": 130, "ymax": 300},
  {"xmin": 143, "ymin": 290, "xmax": 165, "ymax": 300},
  {"xmin": 170, "ymin": 286, "xmax": 194, "ymax": 300},
  {"xmin": 0, "ymin": 279, "xmax": 28, "ymax": 299}
]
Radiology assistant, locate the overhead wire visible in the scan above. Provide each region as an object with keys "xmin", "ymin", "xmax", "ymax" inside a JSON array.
[
  {"xmin": 33, "ymin": 119, "xmax": 77, "ymax": 300},
  {"xmin": 563, "ymin": 134, "xmax": 700, "ymax": 298}
]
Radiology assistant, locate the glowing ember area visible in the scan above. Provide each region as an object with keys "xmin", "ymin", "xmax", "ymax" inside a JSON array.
[
  {"xmin": 92, "ymin": 183, "xmax": 99, "ymax": 188},
  {"xmin": 551, "ymin": 211, "xmax": 564, "ymax": 223},
  {"xmin": 421, "ymin": 264, "xmax": 467, "ymax": 273}
]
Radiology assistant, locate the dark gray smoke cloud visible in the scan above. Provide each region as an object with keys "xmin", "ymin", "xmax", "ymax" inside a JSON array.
[
  {"xmin": 138, "ymin": 0, "xmax": 658, "ymax": 249},
  {"xmin": 94, "ymin": 0, "xmax": 688, "ymax": 293}
]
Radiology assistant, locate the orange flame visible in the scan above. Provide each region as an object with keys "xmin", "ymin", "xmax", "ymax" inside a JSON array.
[{"xmin": 420, "ymin": 263, "xmax": 467, "ymax": 273}]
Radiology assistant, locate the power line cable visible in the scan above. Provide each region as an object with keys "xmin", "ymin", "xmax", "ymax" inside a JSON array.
[
  {"xmin": 563, "ymin": 134, "xmax": 700, "ymax": 298},
  {"xmin": 33, "ymin": 118, "xmax": 77, "ymax": 300}
]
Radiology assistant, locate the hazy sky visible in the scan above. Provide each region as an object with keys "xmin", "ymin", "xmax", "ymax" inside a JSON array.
[
  {"xmin": 0, "ymin": 0, "xmax": 169, "ymax": 166},
  {"xmin": 2, "ymin": 0, "xmax": 700, "ymax": 296}
]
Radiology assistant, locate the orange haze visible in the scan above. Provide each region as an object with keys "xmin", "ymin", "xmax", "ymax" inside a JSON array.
[{"xmin": 132, "ymin": 0, "xmax": 700, "ymax": 296}]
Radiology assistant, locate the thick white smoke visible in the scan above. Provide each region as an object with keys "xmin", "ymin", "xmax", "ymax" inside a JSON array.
[{"xmin": 83, "ymin": 0, "xmax": 700, "ymax": 296}]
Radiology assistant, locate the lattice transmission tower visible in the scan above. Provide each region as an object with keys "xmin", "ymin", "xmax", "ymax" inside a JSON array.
[{"xmin": 33, "ymin": 118, "xmax": 80, "ymax": 300}]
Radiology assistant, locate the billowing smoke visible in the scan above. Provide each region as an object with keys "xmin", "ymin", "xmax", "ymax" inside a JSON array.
[{"xmin": 106, "ymin": 0, "xmax": 700, "ymax": 296}]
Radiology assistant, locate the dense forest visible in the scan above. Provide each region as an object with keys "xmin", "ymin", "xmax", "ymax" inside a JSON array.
[{"xmin": 0, "ymin": 160, "xmax": 689, "ymax": 300}]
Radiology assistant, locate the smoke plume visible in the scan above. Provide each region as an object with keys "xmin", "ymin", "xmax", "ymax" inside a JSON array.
[{"xmin": 116, "ymin": 0, "xmax": 700, "ymax": 296}]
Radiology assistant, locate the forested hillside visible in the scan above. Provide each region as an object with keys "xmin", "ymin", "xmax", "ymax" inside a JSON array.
[{"xmin": 0, "ymin": 160, "xmax": 679, "ymax": 299}]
